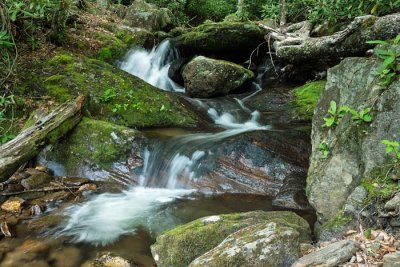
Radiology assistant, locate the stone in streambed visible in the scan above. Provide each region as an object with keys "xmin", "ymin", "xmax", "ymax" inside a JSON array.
[
  {"xmin": 1, "ymin": 198, "xmax": 25, "ymax": 213},
  {"xmin": 189, "ymin": 222, "xmax": 301, "ymax": 267},
  {"xmin": 151, "ymin": 211, "xmax": 310, "ymax": 267},
  {"xmin": 291, "ymin": 240, "xmax": 358, "ymax": 267},
  {"xmin": 182, "ymin": 56, "xmax": 254, "ymax": 98},
  {"xmin": 20, "ymin": 171, "xmax": 52, "ymax": 190}
]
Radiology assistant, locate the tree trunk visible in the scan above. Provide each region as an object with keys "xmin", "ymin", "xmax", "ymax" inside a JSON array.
[
  {"xmin": 273, "ymin": 13, "xmax": 400, "ymax": 63},
  {"xmin": 279, "ymin": 0, "xmax": 287, "ymax": 34},
  {"xmin": 0, "ymin": 96, "xmax": 85, "ymax": 182}
]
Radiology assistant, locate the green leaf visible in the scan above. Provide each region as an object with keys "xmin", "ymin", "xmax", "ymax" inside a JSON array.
[
  {"xmin": 323, "ymin": 117, "xmax": 335, "ymax": 127},
  {"xmin": 367, "ymin": 40, "xmax": 389, "ymax": 45}
]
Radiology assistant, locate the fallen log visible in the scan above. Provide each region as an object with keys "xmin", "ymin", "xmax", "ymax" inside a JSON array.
[
  {"xmin": 259, "ymin": 13, "xmax": 400, "ymax": 63},
  {"xmin": 0, "ymin": 96, "xmax": 85, "ymax": 182}
]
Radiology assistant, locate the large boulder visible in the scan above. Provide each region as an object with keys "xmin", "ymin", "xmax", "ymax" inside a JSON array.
[
  {"xmin": 182, "ymin": 56, "xmax": 254, "ymax": 98},
  {"xmin": 189, "ymin": 222, "xmax": 301, "ymax": 267},
  {"xmin": 151, "ymin": 211, "xmax": 311, "ymax": 267},
  {"xmin": 306, "ymin": 57, "xmax": 400, "ymax": 238},
  {"xmin": 38, "ymin": 118, "xmax": 146, "ymax": 182},
  {"xmin": 124, "ymin": 0, "xmax": 174, "ymax": 31},
  {"xmin": 171, "ymin": 22, "xmax": 265, "ymax": 60},
  {"xmin": 41, "ymin": 52, "xmax": 205, "ymax": 129}
]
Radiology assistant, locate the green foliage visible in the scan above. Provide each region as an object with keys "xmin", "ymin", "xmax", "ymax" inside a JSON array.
[
  {"xmin": 361, "ymin": 175, "xmax": 399, "ymax": 201},
  {"xmin": 319, "ymin": 143, "xmax": 329, "ymax": 159},
  {"xmin": 262, "ymin": 0, "xmax": 400, "ymax": 24},
  {"xmin": 381, "ymin": 140, "xmax": 400, "ymax": 162},
  {"xmin": 323, "ymin": 101, "xmax": 373, "ymax": 127},
  {"xmin": 0, "ymin": 94, "xmax": 16, "ymax": 145},
  {"xmin": 186, "ymin": 0, "xmax": 237, "ymax": 24},
  {"xmin": 367, "ymin": 34, "xmax": 400, "ymax": 86},
  {"xmin": 322, "ymin": 101, "xmax": 348, "ymax": 127},
  {"xmin": 99, "ymin": 88, "xmax": 117, "ymax": 103},
  {"xmin": 146, "ymin": 0, "xmax": 188, "ymax": 24}
]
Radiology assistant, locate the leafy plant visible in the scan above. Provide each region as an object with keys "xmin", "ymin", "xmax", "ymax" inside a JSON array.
[
  {"xmin": 381, "ymin": 139, "xmax": 400, "ymax": 162},
  {"xmin": 0, "ymin": 31, "xmax": 14, "ymax": 48},
  {"xmin": 322, "ymin": 101, "xmax": 348, "ymax": 127},
  {"xmin": 319, "ymin": 143, "xmax": 329, "ymax": 159},
  {"xmin": 346, "ymin": 107, "xmax": 373, "ymax": 124},
  {"xmin": 367, "ymin": 33, "xmax": 400, "ymax": 86},
  {"xmin": 112, "ymin": 103, "xmax": 129, "ymax": 113},
  {"xmin": 1, "ymin": 132, "xmax": 16, "ymax": 145},
  {"xmin": 99, "ymin": 88, "xmax": 117, "ymax": 103}
]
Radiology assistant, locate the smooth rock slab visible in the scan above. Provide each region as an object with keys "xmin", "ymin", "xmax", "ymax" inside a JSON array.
[
  {"xmin": 291, "ymin": 240, "xmax": 358, "ymax": 267},
  {"xmin": 384, "ymin": 193, "xmax": 400, "ymax": 211},
  {"xmin": 189, "ymin": 222, "xmax": 301, "ymax": 267}
]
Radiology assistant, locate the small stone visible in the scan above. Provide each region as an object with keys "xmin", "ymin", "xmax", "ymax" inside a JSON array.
[
  {"xmin": 18, "ymin": 240, "xmax": 50, "ymax": 254},
  {"xmin": 35, "ymin": 166, "xmax": 53, "ymax": 175},
  {"xmin": 76, "ymin": 183, "xmax": 97, "ymax": 193},
  {"xmin": 390, "ymin": 216, "xmax": 400, "ymax": 227},
  {"xmin": 383, "ymin": 252, "xmax": 400, "ymax": 267},
  {"xmin": 1, "ymin": 222, "xmax": 12, "ymax": 237},
  {"xmin": 300, "ymin": 243, "xmax": 314, "ymax": 255},
  {"xmin": 30, "ymin": 205, "xmax": 42, "ymax": 216},
  {"xmin": 94, "ymin": 254, "xmax": 132, "ymax": 267},
  {"xmin": 291, "ymin": 240, "xmax": 358, "ymax": 267},
  {"xmin": 1, "ymin": 197, "xmax": 25, "ymax": 213},
  {"xmin": 384, "ymin": 194, "xmax": 400, "ymax": 211},
  {"xmin": 21, "ymin": 172, "xmax": 52, "ymax": 189}
]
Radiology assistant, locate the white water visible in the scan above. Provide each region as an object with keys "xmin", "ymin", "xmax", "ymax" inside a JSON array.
[
  {"xmin": 55, "ymin": 40, "xmax": 271, "ymax": 245},
  {"xmin": 54, "ymin": 187, "xmax": 195, "ymax": 245},
  {"xmin": 119, "ymin": 39, "xmax": 184, "ymax": 92}
]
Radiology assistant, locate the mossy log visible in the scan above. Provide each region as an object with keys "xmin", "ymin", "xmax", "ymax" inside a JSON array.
[
  {"xmin": 260, "ymin": 13, "xmax": 400, "ymax": 63},
  {"xmin": 0, "ymin": 96, "xmax": 85, "ymax": 182}
]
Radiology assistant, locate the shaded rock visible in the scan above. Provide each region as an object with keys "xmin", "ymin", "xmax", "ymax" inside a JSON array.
[
  {"xmin": 189, "ymin": 222, "xmax": 301, "ymax": 267},
  {"xmin": 171, "ymin": 22, "xmax": 265, "ymax": 61},
  {"xmin": 306, "ymin": 57, "xmax": 400, "ymax": 237},
  {"xmin": 151, "ymin": 211, "xmax": 310, "ymax": 267},
  {"xmin": 343, "ymin": 186, "xmax": 368, "ymax": 215},
  {"xmin": 39, "ymin": 118, "xmax": 146, "ymax": 182},
  {"xmin": 182, "ymin": 56, "xmax": 254, "ymax": 98},
  {"xmin": 20, "ymin": 171, "xmax": 52, "ymax": 190},
  {"xmin": 41, "ymin": 52, "xmax": 205, "ymax": 129},
  {"xmin": 56, "ymin": 177, "xmax": 89, "ymax": 186},
  {"xmin": 385, "ymin": 193, "xmax": 400, "ymax": 211},
  {"xmin": 1, "ymin": 198, "xmax": 25, "ymax": 213},
  {"xmin": 291, "ymin": 240, "xmax": 358, "ymax": 267},
  {"xmin": 94, "ymin": 254, "xmax": 132, "ymax": 267},
  {"xmin": 168, "ymin": 58, "xmax": 190, "ymax": 84},
  {"xmin": 28, "ymin": 213, "xmax": 64, "ymax": 233},
  {"xmin": 383, "ymin": 252, "xmax": 400, "ymax": 267},
  {"xmin": 124, "ymin": 0, "xmax": 174, "ymax": 31},
  {"xmin": 0, "ymin": 240, "xmax": 51, "ymax": 267}
]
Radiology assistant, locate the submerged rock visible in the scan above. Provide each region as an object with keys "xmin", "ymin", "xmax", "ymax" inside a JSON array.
[
  {"xmin": 1, "ymin": 198, "xmax": 25, "ymax": 214},
  {"xmin": 189, "ymin": 222, "xmax": 301, "ymax": 267},
  {"xmin": 39, "ymin": 118, "xmax": 145, "ymax": 182},
  {"xmin": 41, "ymin": 52, "xmax": 205, "ymax": 129},
  {"xmin": 151, "ymin": 211, "xmax": 310, "ymax": 267},
  {"xmin": 291, "ymin": 240, "xmax": 358, "ymax": 267},
  {"xmin": 124, "ymin": 0, "xmax": 174, "ymax": 31},
  {"xmin": 182, "ymin": 56, "xmax": 254, "ymax": 98},
  {"xmin": 306, "ymin": 57, "xmax": 400, "ymax": 238},
  {"xmin": 94, "ymin": 254, "xmax": 132, "ymax": 267},
  {"xmin": 171, "ymin": 22, "xmax": 265, "ymax": 60}
]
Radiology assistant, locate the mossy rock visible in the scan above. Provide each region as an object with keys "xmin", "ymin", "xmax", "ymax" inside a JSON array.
[
  {"xmin": 290, "ymin": 80, "xmax": 326, "ymax": 121},
  {"xmin": 171, "ymin": 22, "xmax": 265, "ymax": 58},
  {"xmin": 151, "ymin": 210, "xmax": 311, "ymax": 267},
  {"xmin": 41, "ymin": 117, "xmax": 145, "ymax": 175},
  {"xmin": 43, "ymin": 52, "xmax": 204, "ymax": 129}
]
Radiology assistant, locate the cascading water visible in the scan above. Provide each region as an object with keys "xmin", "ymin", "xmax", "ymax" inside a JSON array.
[
  {"xmin": 119, "ymin": 39, "xmax": 184, "ymax": 92},
  {"xmin": 55, "ymin": 39, "xmax": 272, "ymax": 245}
]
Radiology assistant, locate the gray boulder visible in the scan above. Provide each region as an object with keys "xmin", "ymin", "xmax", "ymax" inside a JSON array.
[
  {"xmin": 124, "ymin": 0, "xmax": 174, "ymax": 31},
  {"xmin": 306, "ymin": 57, "xmax": 400, "ymax": 237},
  {"xmin": 189, "ymin": 222, "xmax": 301, "ymax": 267},
  {"xmin": 151, "ymin": 211, "xmax": 311, "ymax": 267},
  {"xmin": 182, "ymin": 56, "xmax": 254, "ymax": 98}
]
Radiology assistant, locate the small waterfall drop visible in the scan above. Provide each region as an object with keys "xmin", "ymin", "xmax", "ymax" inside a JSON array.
[{"xmin": 119, "ymin": 39, "xmax": 184, "ymax": 92}]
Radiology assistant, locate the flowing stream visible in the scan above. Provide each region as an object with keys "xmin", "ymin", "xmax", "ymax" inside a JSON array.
[{"xmin": 46, "ymin": 40, "xmax": 314, "ymax": 265}]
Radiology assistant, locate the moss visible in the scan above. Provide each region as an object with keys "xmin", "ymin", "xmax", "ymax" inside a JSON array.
[
  {"xmin": 42, "ymin": 52, "xmax": 201, "ymax": 129},
  {"xmin": 321, "ymin": 209, "xmax": 353, "ymax": 231},
  {"xmin": 152, "ymin": 211, "xmax": 310, "ymax": 267},
  {"xmin": 54, "ymin": 118, "xmax": 140, "ymax": 170},
  {"xmin": 361, "ymin": 165, "xmax": 399, "ymax": 202},
  {"xmin": 290, "ymin": 80, "xmax": 326, "ymax": 120},
  {"xmin": 47, "ymin": 52, "xmax": 75, "ymax": 66}
]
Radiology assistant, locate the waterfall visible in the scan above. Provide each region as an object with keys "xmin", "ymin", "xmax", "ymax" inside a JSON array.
[{"xmin": 119, "ymin": 39, "xmax": 184, "ymax": 92}]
